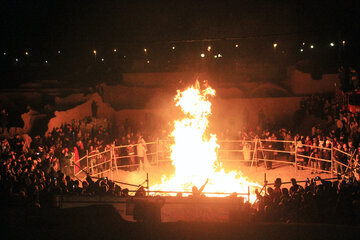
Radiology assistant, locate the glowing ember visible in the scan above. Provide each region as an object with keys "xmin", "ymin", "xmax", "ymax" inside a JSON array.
[{"xmin": 151, "ymin": 81, "xmax": 260, "ymax": 202}]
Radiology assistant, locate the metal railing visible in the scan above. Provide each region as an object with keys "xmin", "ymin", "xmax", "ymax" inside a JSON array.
[
  {"xmin": 153, "ymin": 138, "xmax": 357, "ymax": 178},
  {"xmin": 71, "ymin": 138, "xmax": 358, "ymax": 184}
]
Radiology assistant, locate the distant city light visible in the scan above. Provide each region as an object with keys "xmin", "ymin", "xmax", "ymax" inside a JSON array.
[
  {"xmin": 113, "ymin": 49, "xmax": 117, "ymax": 52},
  {"xmin": 273, "ymin": 43, "xmax": 278, "ymax": 48},
  {"xmin": 310, "ymin": 45, "xmax": 314, "ymax": 49},
  {"xmin": 25, "ymin": 51, "xmax": 29, "ymax": 56},
  {"xmin": 144, "ymin": 48, "xmax": 147, "ymax": 53},
  {"xmin": 302, "ymin": 42, "xmax": 305, "ymax": 46},
  {"xmin": 3, "ymin": 52, "xmax": 6, "ymax": 56},
  {"xmin": 57, "ymin": 50, "xmax": 61, "ymax": 54},
  {"xmin": 45, "ymin": 60, "xmax": 48, "ymax": 63},
  {"xmin": 300, "ymin": 49, "xmax": 304, "ymax": 52},
  {"xmin": 214, "ymin": 55, "xmax": 217, "ymax": 58},
  {"xmin": 342, "ymin": 40, "xmax": 346, "ymax": 45},
  {"xmin": 217, "ymin": 53, "xmax": 222, "ymax": 58},
  {"xmin": 330, "ymin": 42, "xmax": 335, "ymax": 47},
  {"xmin": 101, "ymin": 58, "xmax": 104, "ymax": 61},
  {"xmin": 172, "ymin": 46, "xmax": 175, "ymax": 50},
  {"xmin": 123, "ymin": 55, "xmax": 126, "ymax": 58},
  {"xmin": 200, "ymin": 53, "xmax": 205, "ymax": 58},
  {"xmin": 93, "ymin": 50, "xmax": 97, "ymax": 55},
  {"xmin": 235, "ymin": 44, "xmax": 239, "ymax": 48},
  {"xmin": 15, "ymin": 58, "xmax": 18, "ymax": 62},
  {"xmin": 146, "ymin": 60, "xmax": 150, "ymax": 64},
  {"xmin": 207, "ymin": 46, "xmax": 211, "ymax": 52}
]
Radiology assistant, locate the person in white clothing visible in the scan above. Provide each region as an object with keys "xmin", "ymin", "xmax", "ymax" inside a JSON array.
[{"xmin": 137, "ymin": 135, "xmax": 148, "ymax": 170}]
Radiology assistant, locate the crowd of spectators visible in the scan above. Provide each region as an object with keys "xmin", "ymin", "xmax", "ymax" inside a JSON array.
[
  {"xmin": 215, "ymin": 93, "xmax": 360, "ymax": 176},
  {"xmin": 252, "ymin": 176, "xmax": 360, "ymax": 225},
  {"xmin": 0, "ymin": 117, "xmax": 149, "ymax": 209},
  {"xmin": 1, "ymin": 93, "xmax": 360, "ymax": 226}
]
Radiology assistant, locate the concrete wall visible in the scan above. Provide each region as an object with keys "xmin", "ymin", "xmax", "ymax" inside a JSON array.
[
  {"xmin": 46, "ymin": 93, "xmax": 115, "ymax": 134},
  {"xmin": 47, "ymin": 91, "xmax": 302, "ymax": 136},
  {"xmin": 47, "ymin": 92, "xmax": 162, "ymax": 135},
  {"xmin": 212, "ymin": 97, "xmax": 302, "ymax": 130},
  {"xmin": 101, "ymin": 84, "xmax": 171, "ymax": 110},
  {"xmin": 55, "ymin": 93, "xmax": 89, "ymax": 110},
  {"xmin": 288, "ymin": 68, "xmax": 339, "ymax": 95},
  {"xmin": 122, "ymin": 72, "xmax": 210, "ymax": 87}
]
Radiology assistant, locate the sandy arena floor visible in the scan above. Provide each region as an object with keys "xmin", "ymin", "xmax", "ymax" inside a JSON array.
[{"xmin": 102, "ymin": 159, "xmax": 334, "ymax": 193}]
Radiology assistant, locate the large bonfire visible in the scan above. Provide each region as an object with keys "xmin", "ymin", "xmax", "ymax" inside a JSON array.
[{"xmin": 151, "ymin": 81, "xmax": 260, "ymax": 202}]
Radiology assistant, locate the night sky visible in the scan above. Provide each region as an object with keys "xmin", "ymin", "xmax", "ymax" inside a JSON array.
[
  {"xmin": 1, "ymin": 0, "xmax": 360, "ymax": 87},
  {"xmin": 2, "ymin": 0, "xmax": 359, "ymax": 51}
]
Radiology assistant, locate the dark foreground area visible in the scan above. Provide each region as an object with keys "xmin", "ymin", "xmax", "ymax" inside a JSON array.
[{"xmin": 1, "ymin": 205, "xmax": 360, "ymax": 240}]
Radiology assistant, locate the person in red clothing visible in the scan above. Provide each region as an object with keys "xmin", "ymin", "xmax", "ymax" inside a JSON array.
[
  {"xmin": 304, "ymin": 136, "xmax": 312, "ymax": 166},
  {"xmin": 73, "ymin": 146, "xmax": 80, "ymax": 175}
]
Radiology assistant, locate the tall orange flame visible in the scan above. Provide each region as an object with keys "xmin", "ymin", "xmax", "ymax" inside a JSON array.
[{"xmin": 151, "ymin": 81, "xmax": 260, "ymax": 202}]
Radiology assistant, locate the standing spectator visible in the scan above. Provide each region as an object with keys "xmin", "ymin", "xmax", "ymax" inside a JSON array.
[
  {"xmin": 263, "ymin": 134, "xmax": 273, "ymax": 170},
  {"xmin": 296, "ymin": 142, "xmax": 305, "ymax": 170},
  {"xmin": 334, "ymin": 142, "xmax": 344, "ymax": 174},
  {"xmin": 309, "ymin": 142, "xmax": 320, "ymax": 174},
  {"xmin": 284, "ymin": 131, "xmax": 292, "ymax": 160},
  {"xmin": 304, "ymin": 136, "xmax": 312, "ymax": 167},
  {"xmin": 137, "ymin": 134, "xmax": 148, "ymax": 170},
  {"xmin": 127, "ymin": 139, "xmax": 136, "ymax": 170},
  {"xmin": 322, "ymin": 140, "xmax": 332, "ymax": 172}
]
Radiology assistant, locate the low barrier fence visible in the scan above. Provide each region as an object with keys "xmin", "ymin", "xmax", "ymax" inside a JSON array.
[{"xmin": 71, "ymin": 138, "xmax": 358, "ymax": 181}]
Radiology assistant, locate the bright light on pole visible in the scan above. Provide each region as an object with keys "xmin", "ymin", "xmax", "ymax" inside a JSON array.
[
  {"xmin": 207, "ymin": 46, "xmax": 211, "ymax": 52},
  {"xmin": 93, "ymin": 50, "xmax": 97, "ymax": 61},
  {"xmin": 273, "ymin": 43, "xmax": 278, "ymax": 48},
  {"xmin": 200, "ymin": 53, "xmax": 205, "ymax": 58},
  {"xmin": 330, "ymin": 42, "xmax": 335, "ymax": 47}
]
